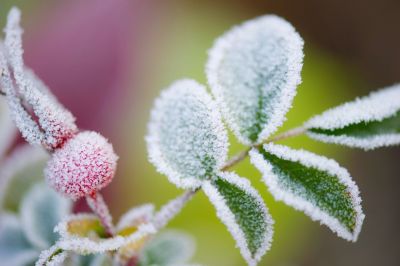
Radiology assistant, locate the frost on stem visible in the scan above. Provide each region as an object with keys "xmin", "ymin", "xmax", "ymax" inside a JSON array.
[
  {"xmin": 1, "ymin": 7, "xmax": 78, "ymax": 150},
  {"xmin": 206, "ymin": 15, "xmax": 304, "ymax": 145},
  {"xmin": 250, "ymin": 143, "xmax": 364, "ymax": 241},
  {"xmin": 203, "ymin": 172, "xmax": 273, "ymax": 266},
  {"xmin": 45, "ymin": 131, "xmax": 118, "ymax": 200},
  {"xmin": 305, "ymin": 84, "xmax": 400, "ymax": 150},
  {"xmin": 147, "ymin": 79, "xmax": 228, "ymax": 189}
]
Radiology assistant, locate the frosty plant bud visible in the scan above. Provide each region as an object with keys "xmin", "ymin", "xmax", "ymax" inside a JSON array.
[{"xmin": 45, "ymin": 131, "xmax": 118, "ymax": 200}]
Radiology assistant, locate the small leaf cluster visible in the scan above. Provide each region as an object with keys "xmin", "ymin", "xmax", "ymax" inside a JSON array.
[{"xmin": 147, "ymin": 13, "xmax": 400, "ymax": 266}]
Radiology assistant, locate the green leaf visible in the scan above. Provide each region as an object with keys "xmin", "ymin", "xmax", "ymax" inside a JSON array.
[
  {"xmin": 146, "ymin": 79, "xmax": 228, "ymax": 189},
  {"xmin": 0, "ymin": 145, "xmax": 48, "ymax": 212},
  {"xmin": 138, "ymin": 231, "xmax": 195, "ymax": 266},
  {"xmin": 250, "ymin": 143, "xmax": 364, "ymax": 241},
  {"xmin": 202, "ymin": 172, "xmax": 273, "ymax": 266},
  {"xmin": 305, "ymin": 84, "xmax": 400, "ymax": 150},
  {"xmin": 20, "ymin": 182, "xmax": 72, "ymax": 250},
  {"xmin": 206, "ymin": 15, "xmax": 303, "ymax": 145},
  {"xmin": 0, "ymin": 213, "xmax": 38, "ymax": 266}
]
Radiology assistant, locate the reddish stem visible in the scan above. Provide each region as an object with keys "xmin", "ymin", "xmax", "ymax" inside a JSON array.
[{"xmin": 86, "ymin": 192, "xmax": 115, "ymax": 236}]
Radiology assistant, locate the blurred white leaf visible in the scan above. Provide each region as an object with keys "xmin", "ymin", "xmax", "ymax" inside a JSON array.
[
  {"xmin": 250, "ymin": 143, "xmax": 364, "ymax": 241},
  {"xmin": 305, "ymin": 84, "xmax": 400, "ymax": 150},
  {"xmin": 202, "ymin": 172, "xmax": 273, "ymax": 266},
  {"xmin": 0, "ymin": 145, "xmax": 48, "ymax": 212},
  {"xmin": 0, "ymin": 213, "xmax": 38, "ymax": 266},
  {"xmin": 147, "ymin": 79, "xmax": 228, "ymax": 189},
  {"xmin": 21, "ymin": 182, "xmax": 72, "ymax": 250},
  {"xmin": 138, "ymin": 230, "xmax": 195, "ymax": 266},
  {"xmin": 206, "ymin": 15, "xmax": 304, "ymax": 145}
]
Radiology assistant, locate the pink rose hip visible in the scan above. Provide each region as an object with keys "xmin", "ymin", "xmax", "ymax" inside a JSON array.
[{"xmin": 45, "ymin": 131, "xmax": 118, "ymax": 200}]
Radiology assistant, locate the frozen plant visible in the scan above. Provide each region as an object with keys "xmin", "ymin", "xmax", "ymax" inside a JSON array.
[{"xmin": 0, "ymin": 5, "xmax": 399, "ymax": 266}]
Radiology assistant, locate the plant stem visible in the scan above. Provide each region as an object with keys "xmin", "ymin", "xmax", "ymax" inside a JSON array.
[
  {"xmin": 154, "ymin": 126, "xmax": 306, "ymax": 230},
  {"xmin": 86, "ymin": 192, "xmax": 115, "ymax": 236},
  {"xmin": 152, "ymin": 189, "xmax": 198, "ymax": 230}
]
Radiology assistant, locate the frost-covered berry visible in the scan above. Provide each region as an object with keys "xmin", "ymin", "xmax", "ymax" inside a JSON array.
[{"xmin": 45, "ymin": 131, "xmax": 118, "ymax": 200}]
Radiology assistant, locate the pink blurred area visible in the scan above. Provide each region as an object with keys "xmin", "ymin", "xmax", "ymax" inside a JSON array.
[{"xmin": 24, "ymin": 0, "xmax": 151, "ymax": 138}]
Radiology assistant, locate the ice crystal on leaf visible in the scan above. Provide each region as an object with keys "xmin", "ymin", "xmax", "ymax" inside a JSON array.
[
  {"xmin": 147, "ymin": 79, "xmax": 228, "ymax": 189},
  {"xmin": 1, "ymin": 7, "xmax": 78, "ymax": 150},
  {"xmin": 250, "ymin": 143, "xmax": 364, "ymax": 241},
  {"xmin": 305, "ymin": 84, "xmax": 400, "ymax": 150},
  {"xmin": 206, "ymin": 15, "xmax": 304, "ymax": 145},
  {"xmin": 202, "ymin": 172, "xmax": 273, "ymax": 266}
]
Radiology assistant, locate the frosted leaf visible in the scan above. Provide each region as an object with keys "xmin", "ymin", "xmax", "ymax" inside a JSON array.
[
  {"xmin": 116, "ymin": 204, "xmax": 154, "ymax": 232},
  {"xmin": 0, "ymin": 213, "xmax": 38, "ymax": 266},
  {"xmin": 2, "ymin": 7, "xmax": 78, "ymax": 149},
  {"xmin": 304, "ymin": 84, "xmax": 400, "ymax": 150},
  {"xmin": 249, "ymin": 143, "xmax": 365, "ymax": 241},
  {"xmin": 138, "ymin": 230, "xmax": 195, "ymax": 266},
  {"xmin": 20, "ymin": 182, "xmax": 72, "ymax": 250},
  {"xmin": 36, "ymin": 245, "xmax": 67, "ymax": 266},
  {"xmin": 202, "ymin": 172, "xmax": 273, "ymax": 266},
  {"xmin": 0, "ymin": 97, "xmax": 16, "ymax": 158},
  {"xmin": 147, "ymin": 79, "xmax": 228, "ymax": 189},
  {"xmin": 206, "ymin": 15, "xmax": 304, "ymax": 145},
  {"xmin": 0, "ymin": 145, "xmax": 48, "ymax": 212},
  {"xmin": 55, "ymin": 214, "xmax": 156, "ymax": 254}
]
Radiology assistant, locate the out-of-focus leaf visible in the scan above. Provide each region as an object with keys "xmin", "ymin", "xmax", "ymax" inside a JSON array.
[
  {"xmin": 146, "ymin": 79, "xmax": 228, "ymax": 189},
  {"xmin": 21, "ymin": 182, "xmax": 71, "ymax": 250},
  {"xmin": 202, "ymin": 172, "xmax": 273, "ymax": 266},
  {"xmin": 305, "ymin": 84, "xmax": 400, "ymax": 150},
  {"xmin": 206, "ymin": 15, "xmax": 303, "ymax": 145},
  {"xmin": 250, "ymin": 143, "xmax": 364, "ymax": 241},
  {"xmin": 0, "ymin": 97, "xmax": 16, "ymax": 159},
  {"xmin": 0, "ymin": 145, "xmax": 48, "ymax": 212},
  {"xmin": 0, "ymin": 213, "xmax": 38, "ymax": 266},
  {"xmin": 138, "ymin": 231, "xmax": 195, "ymax": 266}
]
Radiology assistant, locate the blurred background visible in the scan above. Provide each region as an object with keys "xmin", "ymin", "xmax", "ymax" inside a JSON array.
[{"xmin": 0, "ymin": 0, "xmax": 399, "ymax": 265}]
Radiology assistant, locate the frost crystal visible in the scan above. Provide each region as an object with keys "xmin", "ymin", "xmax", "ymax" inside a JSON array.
[
  {"xmin": 305, "ymin": 84, "xmax": 400, "ymax": 150},
  {"xmin": 206, "ymin": 15, "xmax": 304, "ymax": 145},
  {"xmin": 250, "ymin": 143, "xmax": 364, "ymax": 241},
  {"xmin": 1, "ymin": 7, "xmax": 78, "ymax": 150},
  {"xmin": 147, "ymin": 79, "xmax": 228, "ymax": 189},
  {"xmin": 202, "ymin": 172, "xmax": 273, "ymax": 266},
  {"xmin": 45, "ymin": 131, "xmax": 118, "ymax": 200}
]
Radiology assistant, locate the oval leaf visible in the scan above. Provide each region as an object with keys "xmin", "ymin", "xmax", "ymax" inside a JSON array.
[
  {"xmin": 206, "ymin": 15, "xmax": 304, "ymax": 145},
  {"xmin": 305, "ymin": 84, "xmax": 400, "ymax": 150},
  {"xmin": 202, "ymin": 172, "xmax": 273, "ymax": 266},
  {"xmin": 21, "ymin": 182, "xmax": 72, "ymax": 250},
  {"xmin": 146, "ymin": 79, "xmax": 228, "ymax": 189},
  {"xmin": 0, "ymin": 213, "xmax": 38, "ymax": 266},
  {"xmin": 138, "ymin": 230, "xmax": 195, "ymax": 266},
  {"xmin": 250, "ymin": 143, "xmax": 364, "ymax": 241}
]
